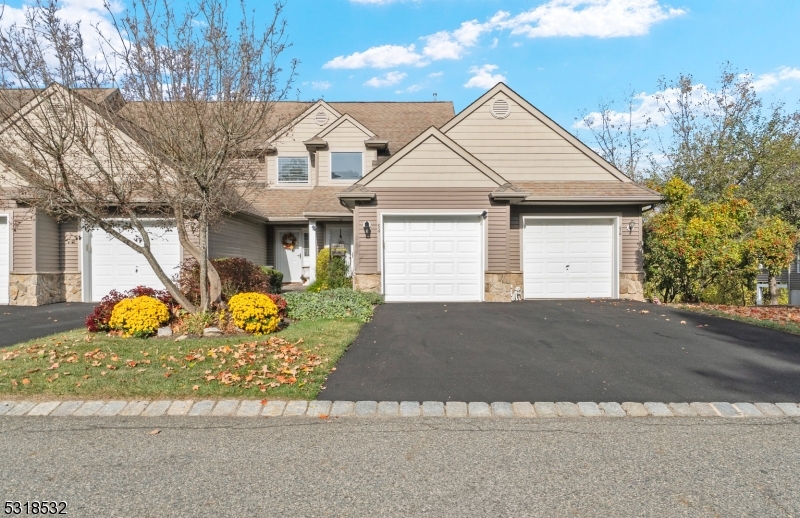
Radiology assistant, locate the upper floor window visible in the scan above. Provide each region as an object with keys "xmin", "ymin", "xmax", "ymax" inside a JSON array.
[
  {"xmin": 331, "ymin": 152, "xmax": 363, "ymax": 180},
  {"xmin": 278, "ymin": 157, "xmax": 309, "ymax": 184}
]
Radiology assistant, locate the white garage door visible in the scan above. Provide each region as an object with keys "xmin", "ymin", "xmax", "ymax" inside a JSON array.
[
  {"xmin": 90, "ymin": 224, "xmax": 181, "ymax": 301},
  {"xmin": 0, "ymin": 216, "xmax": 8, "ymax": 304},
  {"xmin": 523, "ymin": 218, "xmax": 615, "ymax": 299},
  {"xmin": 383, "ymin": 215, "xmax": 482, "ymax": 302}
]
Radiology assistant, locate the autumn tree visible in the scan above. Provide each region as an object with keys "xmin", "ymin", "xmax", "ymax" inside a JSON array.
[{"xmin": 0, "ymin": 0, "xmax": 296, "ymax": 313}]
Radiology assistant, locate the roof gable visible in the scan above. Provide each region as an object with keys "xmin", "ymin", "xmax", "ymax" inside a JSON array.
[
  {"xmin": 358, "ymin": 126, "xmax": 507, "ymax": 189},
  {"xmin": 316, "ymin": 114, "xmax": 375, "ymax": 139},
  {"xmin": 441, "ymin": 83, "xmax": 631, "ymax": 183},
  {"xmin": 266, "ymin": 100, "xmax": 342, "ymax": 146}
]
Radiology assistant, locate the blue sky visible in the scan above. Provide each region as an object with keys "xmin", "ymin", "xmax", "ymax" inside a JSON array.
[{"xmin": 4, "ymin": 0, "xmax": 800, "ymax": 131}]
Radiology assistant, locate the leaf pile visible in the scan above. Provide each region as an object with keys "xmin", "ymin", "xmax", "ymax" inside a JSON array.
[{"xmin": 690, "ymin": 304, "xmax": 800, "ymax": 326}]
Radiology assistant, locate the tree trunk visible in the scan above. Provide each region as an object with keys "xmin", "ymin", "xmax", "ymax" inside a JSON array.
[
  {"xmin": 769, "ymin": 275, "xmax": 778, "ymax": 305},
  {"xmin": 199, "ymin": 213, "xmax": 209, "ymax": 313}
]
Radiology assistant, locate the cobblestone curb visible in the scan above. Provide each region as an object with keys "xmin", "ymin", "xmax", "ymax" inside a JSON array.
[{"xmin": 2, "ymin": 400, "xmax": 800, "ymax": 418}]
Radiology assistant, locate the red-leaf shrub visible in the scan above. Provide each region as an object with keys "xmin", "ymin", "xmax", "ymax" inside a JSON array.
[
  {"xmin": 177, "ymin": 257, "xmax": 281, "ymax": 306},
  {"xmin": 265, "ymin": 293, "xmax": 288, "ymax": 319},
  {"xmin": 85, "ymin": 286, "xmax": 177, "ymax": 332}
]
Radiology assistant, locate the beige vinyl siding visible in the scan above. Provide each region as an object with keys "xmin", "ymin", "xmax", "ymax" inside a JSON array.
[
  {"xmin": 445, "ymin": 93, "xmax": 620, "ymax": 182},
  {"xmin": 354, "ymin": 189, "xmax": 508, "ymax": 274},
  {"xmin": 316, "ymin": 223, "xmax": 325, "ymax": 253},
  {"xmin": 510, "ymin": 205, "xmax": 643, "ymax": 272},
  {"xmin": 11, "ymin": 209, "xmax": 34, "ymax": 272},
  {"xmin": 35, "ymin": 212, "xmax": 60, "ymax": 271},
  {"xmin": 59, "ymin": 218, "xmax": 80, "ymax": 272},
  {"xmin": 318, "ymin": 120, "xmax": 376, "ymax": 186},
  {"xmin": 266, "ymin": 226, "xmax": 276, "ymax": 267},
  {"xmin": 268, "ymin": 105, "xmax": 339, "ymax": 188},
  {"xmin": 366, "ymin": 136, "xmax": 498, "ymax": 188},
  {"xmin": 209, "ymin": 217, "xmax": 267, "ymax": 265}
]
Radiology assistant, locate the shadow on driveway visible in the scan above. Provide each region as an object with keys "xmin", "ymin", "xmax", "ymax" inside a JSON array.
[
  {"xmin": 320, "ymin": 300, "xmax": 800, "ymax": 402},
  {"xmin": 0, "ymin": 303, "xmax": 94, "ymax": 348}
]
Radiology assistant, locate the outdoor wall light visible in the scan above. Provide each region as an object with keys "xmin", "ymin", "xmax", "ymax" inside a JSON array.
[
  {"xmin": 481, "ymin": 211, "xmax": 488, "ymax": 219},
  {"xmin": 627, "ymin": 220, "xmax": 636, "ymax": 233},
  {"xmin": 363, "ymin": 220, "xmax": 371, "ymax": 238}
]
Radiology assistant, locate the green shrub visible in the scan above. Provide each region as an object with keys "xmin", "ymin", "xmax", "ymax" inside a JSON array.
[
  {"xmin": 284, "ymin": 288, "xmax": 384, "ymax": 322},
  {"xmin": 260, "ymin": 267, "xmax": 283, "ymax": 293},
  {"xmin": 313, "ymin": 247, "xmax": 351, "ymax": 291}
]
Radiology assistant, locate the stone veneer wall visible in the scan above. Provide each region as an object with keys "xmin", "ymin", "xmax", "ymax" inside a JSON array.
[
  {"xmin": 353, "ymin": 273, "xmax": 381, "ymax": 293},
  {"xmin": 9, "ymin": 273, "xmax": 82, "ymax": 306},
  {"xmin": 619, "ymin": 271, "xmax": 644, "ymax": 301},
  {"xmin": 484, "ymin": 272, "xmax": 524, "ymax": 302}
]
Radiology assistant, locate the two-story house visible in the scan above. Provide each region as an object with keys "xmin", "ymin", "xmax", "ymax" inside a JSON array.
[{"xmin": 0, "ymin": 83, "xmax": 661, "ymax": 306}]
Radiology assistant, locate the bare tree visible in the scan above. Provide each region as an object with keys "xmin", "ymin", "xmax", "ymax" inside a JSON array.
[
  {"xmin": 577, "ymin": 88, "xmax": 652, "ymax": 182},
  {"xmin": 0, "ymin": 0, "xmax": 296, "ymax": 313}
]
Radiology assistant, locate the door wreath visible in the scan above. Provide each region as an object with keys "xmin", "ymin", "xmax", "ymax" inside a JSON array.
[{"xmin": 281, "ymin": 232, "xmax": 298, "ymax": 250}]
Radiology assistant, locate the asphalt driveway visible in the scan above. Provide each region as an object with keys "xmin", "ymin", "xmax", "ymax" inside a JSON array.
[
  {"xmin": 0, "ymin": 303, "xmax": 94, "ymax": 348},
  {"xmin": 320, "ymin": 300, "xmax": 800, "ymax": 402}
]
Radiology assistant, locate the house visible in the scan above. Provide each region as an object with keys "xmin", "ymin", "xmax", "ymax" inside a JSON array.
[{"xmin": 0, "ymin": 83, "xmax": 661, "ymax": 305}]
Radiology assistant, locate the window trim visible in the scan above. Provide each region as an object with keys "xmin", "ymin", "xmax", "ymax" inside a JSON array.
[
  {"xmin": 277, "ymin": 156, "xmax": 310, "ymax": 185},
  {"xmin": 329, "ymin": 151, "xmax": 364, "ymax": 181}
]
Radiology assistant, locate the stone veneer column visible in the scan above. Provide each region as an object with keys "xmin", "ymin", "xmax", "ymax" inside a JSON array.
[
  {"xmin": 484, "ymin": 272, "xmax": 524, "ymax": 302},
  {"xmin": 619, "ymin": 271, "xmax": 645, "ymax": 301},
  {"xmin": 9, "ymin": 273, "xmax": 68, "ymax": 306},
  {"xmin": 353, "ymin": 273, "xmax": 381, "ymax": 293}
]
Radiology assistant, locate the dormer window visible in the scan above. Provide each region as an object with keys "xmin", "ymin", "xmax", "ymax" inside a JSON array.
[
  {"xmin": 278, "ymin": 156, "xmax": 309, "ymax": 184},
  {"xmin": 331, "ymin": 152, "xmax": 363, "ymax": 180}
]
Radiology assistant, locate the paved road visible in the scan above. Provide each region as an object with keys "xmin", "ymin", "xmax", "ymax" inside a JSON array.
[
  {"xmin": 1, "ymin": 417, "xmax": 798, "ymax": 516},
  {"xmin": 322, "ymin": 300, "xmax": 800, "ymax": 402},
  {"xmin": 0, "ymin": 303, "xmax": 93, "ymax": 348}
]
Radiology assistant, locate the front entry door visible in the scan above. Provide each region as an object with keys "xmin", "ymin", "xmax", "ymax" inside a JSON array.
[
  {"xmin": 327, "ymin": 225, "xmax": 354, "ymax": 274},
  {"xmin": 276, "ymin": 229, "xmax": 304, "ymax": 283}
]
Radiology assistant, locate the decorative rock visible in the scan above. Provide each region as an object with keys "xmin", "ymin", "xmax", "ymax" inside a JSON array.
[
  {"xmin": 237, "ymin": 400, "xmax": 265, "ymax": 417},
  {"xmin": 73, "ymin": 401, "xmax": 105, "ymax": 417},
  {"xmin": 644, "ymin": 402, "xmax": 673, "ymax": 417},
  {"xmin": 711, "ymin": 402, "xmax": 742, "ymax": 418},
  {"xmin": 377, "ymin": 401, "xmax": 399, "ymax": 417},
  {"xmin": 445, "ymin": 402, "xmax": 468, "ymax": 417},
  {"xmin": 577, "ymin": 402, "xmax": 602, "ymax": 417},
  {"xmin": 142, "ymin": 400, "xmax": 172, "ymax": 417},
  {"xmin": 621, "ymin": 402, "xmax": 648, "ymax": 417},
  {"xmin": 96, "ymin": 401, "xmax": 128, "ymax": 417},
  {"xmin": 51, "ymin": 401, "xmax": 85, "ymax": 417},
  {"xmin": 188, "ymin": 400, "xmax": 215, "ymax": 416},
  {"xmin": 175, "ymin": 335, "xmax": 188, "ymax": 342},
  {"xmin": 203, "ymin": 327, "xmax": 222, "ymax": 337},
  {"xmin": 491, "ymin": 402, "xmax": 514, "ymax": 418},
  {"xmin": 119, "ymin": 400, "xmax": 150, "ymax": 416},
  {"xmin": 555, "ymin": 402, "xmax": 581, "ymax": 417},
  {"xmin": 262, "ymin": 400, "xmax": 287, "ymax": 417},
  {"xmin": 775, "ymin": 403, "xmax": 800, "ymax": 416},
  {"xmin": 282, "ymin": 400, "xmax": 308, "ymax": 416},
  {"xmin": 354, "ymin": 401, "xmax": 377, "ymax": 417},
  {"xmin": 533, "ymin": 402, "xmax": 557, "ymax": 418},
  {"xmin": 690, "ymin": 402, "xmax": 718, "ymax": 417},
  {"xmin": 330, "ymin": 401, "xmax": 354, "ymax": 417},
  {"xmin": 732, "ymin": 403, "xmax": 763, "ymax": 417},
  {"xmin": 28, "ymin": 401, "xmax": 61, "ymax": 416},
  {"xmin": 753, "ymin": 402, "xmax": 786, "ymax": 417},
  {"xmin": 399, "ymin": 401, "xmax": 420, "ymax": 417},
  {"xmin": 668, "ymin": 402, "xmax": 697, "ymax": 417},
  {"xmin": 422, "ymin": 401, "xmax": 445, "ymax": 417},
  {"xmin": 306, "ymin": 400, "xmax": 332, "ymax": 418},
  {"xmin": 157, "ymin": 326, "xmax": 173, "ymax": 337},
  {"xmin": 599, "ymin": 402, "xmax": 626, "ymax": 417},
  {"xmin": 511, "ymin": 402, "xmax": 536, "ymax": 418},
  {"xmin": 467, "ymin": 402, "xmax": 491, "ymax": 417}
]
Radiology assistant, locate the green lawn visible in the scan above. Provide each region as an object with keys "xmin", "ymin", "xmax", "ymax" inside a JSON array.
[{"xmin": 0, "ymin": 319, "xmax": 362, "ymax": 400}]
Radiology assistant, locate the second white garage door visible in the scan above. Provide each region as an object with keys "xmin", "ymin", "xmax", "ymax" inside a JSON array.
[
  {"xmin": 383, "ymin": 215, "xmax": 483, "ymax": 302},
  {"xmin": 523, "ymin": 218, "xmax": 616, "ymax": 299},
  {"xmin": 89, "ymin": 224, "xmax": 182, "ymax": 302}
]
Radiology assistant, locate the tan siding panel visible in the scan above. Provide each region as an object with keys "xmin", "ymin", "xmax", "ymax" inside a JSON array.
[
  {"xmin": 445, "ymin": 93, "xmax": 622, "ymax": 182},
  {"xmin": 35, "ymin": 212, "xmax": 60, "ymax": 271},
  {"xmin": 209, "ymin": 217, "xmax": 267, "ymax": 265},
  {"xmin": 12, "ymin": 209, "xmax": 34, "ymax": 272},
  {"xmin": 60, "ymin": 218, "xmax": 80, "ymax": 272}
]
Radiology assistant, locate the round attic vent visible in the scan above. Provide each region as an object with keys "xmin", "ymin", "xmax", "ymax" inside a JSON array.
[
  {"xmin": 314, "ymin": 110, "xmax": 329, "ymax": 125},
  {"xmin": 491, "ymin": 99, "xmax": 510, "ymax": 119}
]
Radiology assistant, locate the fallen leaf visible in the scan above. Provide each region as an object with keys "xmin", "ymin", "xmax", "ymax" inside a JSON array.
[
  {"xmin": 260, "ymin": 399, "xmax": 267, "ymax": 405},
  {"xmin": 148, "ymin": 429, "xmax": 161, "ymax": 435},
  {"xmin": 192, "ymin": 385, "xmax": 199, "ymax": 391},
  {"xmin": 21, "ymin": 378, "xmax": 30, "ymax": 385},
  {"xmin": 680, "ymin": 321, "xmax": 686, "ymax": 324},
  {"xmin": 640, "ymin": 310, "xmax": 649, "ymax": 314}
]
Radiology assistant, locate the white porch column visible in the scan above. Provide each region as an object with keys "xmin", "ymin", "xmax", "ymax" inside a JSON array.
[{"xmin": 308, "ymin": 219, "xmax": 318, "ymax": 283}]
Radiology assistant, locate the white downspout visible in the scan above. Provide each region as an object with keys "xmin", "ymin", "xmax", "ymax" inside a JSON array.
[{"xmin": 308, "ymin": 219, "xmax": 317, "ymax": 283}]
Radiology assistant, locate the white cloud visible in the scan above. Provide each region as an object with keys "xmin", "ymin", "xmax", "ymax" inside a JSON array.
[
  {"xmin": 493, "ymin": 0, "xmax": 686, "ymax": 39},
  {"xmin": 422, "ymin": 20, "xmax": 492, "ymax": 60},
  {"xmin": 490, "ymin": 38, "xmax": 499, "ymax": 49},
  {"xmin": 365, "ymin": 71, "xmax": 408, "ymax": 87},
  {"xmin": 324, "ymin": 44, "xmax": 426, "ymax": 69},
  {"xmin": 350, "ymin": 0, "xmax": 417, "ymax": 3},
  {"xmin": 750, "ymin": 67, "xmax": 800, "ymax": 92},
  {"xmin": 464, "ymin": 64, "xmax": 506, "ymax": 89},
  {"xmin": 429, "ymin": 71, "xmax": 444, "ymax": 78},
  {"xmin": 311, "ymin": 81, "xmax": 332, "ymax": 91},
  {"xmin": 396, "ymin": 84, "xmax": 424, "ymax": 94}
]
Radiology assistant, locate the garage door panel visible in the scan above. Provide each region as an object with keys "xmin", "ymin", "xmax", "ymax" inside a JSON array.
[
  {"xmin": 383, "ymin": 215, "xmax": 482, "ymax": 302},
  {"xmin": 524, "ymin": 218, "xmax": 614, "ymax": 299}
]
